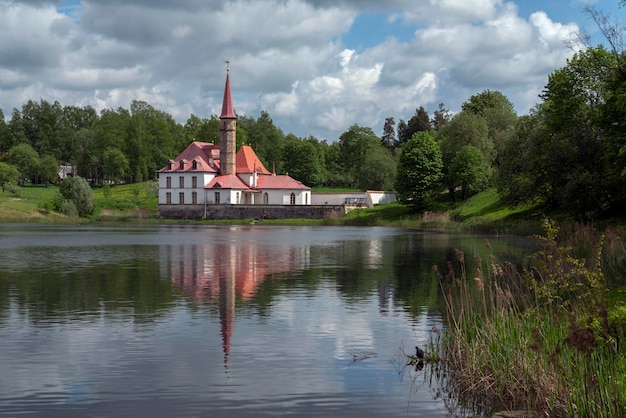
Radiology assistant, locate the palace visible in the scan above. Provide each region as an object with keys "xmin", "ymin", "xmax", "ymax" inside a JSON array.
[{"xmin": 157, "ymin": 67, "xmax": 316, "ymax": 219}]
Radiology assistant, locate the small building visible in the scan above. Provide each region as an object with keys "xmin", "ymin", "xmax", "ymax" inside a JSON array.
[{"xmin": 157, "ymin": 66, "xmax": 313, "ymax": 219}]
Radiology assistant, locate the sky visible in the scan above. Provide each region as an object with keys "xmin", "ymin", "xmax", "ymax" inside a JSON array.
[{"xmin": 0, "ymin": 0, "xmax": 622, "ymax": 141}]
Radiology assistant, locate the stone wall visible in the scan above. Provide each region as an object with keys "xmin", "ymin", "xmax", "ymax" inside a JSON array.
[{"xmin": 158, "ymin": 204, "xmax": 345, "ymax": 220}]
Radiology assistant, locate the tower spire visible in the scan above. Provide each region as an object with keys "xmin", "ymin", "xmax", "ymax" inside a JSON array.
[
  {"xmin": 219, "ymin": 62, "xmax": 237, "ymax": 176},
  {"xmin": 220, "ymin": 61, "xmax": 236, "ymax": 119}
]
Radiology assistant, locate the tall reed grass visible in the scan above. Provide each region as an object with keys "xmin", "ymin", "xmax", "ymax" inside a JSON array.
[{"xmin": 435, "ymin": 218, "xmax": 626, "ymax": 416}]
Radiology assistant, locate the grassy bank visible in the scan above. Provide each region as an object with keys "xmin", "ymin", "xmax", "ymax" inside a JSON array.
[
  {"xmin": 0, "ymin": 183, "xmax": 543, "ymax": 232},
  {"xmin": 435, "ymin": 219, "xmax": 626, "ymax": 416}
]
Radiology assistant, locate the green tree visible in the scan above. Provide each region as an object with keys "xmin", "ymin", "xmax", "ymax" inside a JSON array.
[
  {"xmin": 9, "ymin": 143, "xmax": 39, "ymax": 185},
  {"xmin": 282, "ymin": 134, "xmax": 324, "ymax": 187},
  {"xmin": 395, "ymin": 132, "xmax": 443, "ymax": 207},
  {"xmin": 462, "ymin": 90, "xmax": 517, "ymax": 164},
  {"xmin": 0, "ymin": 162, "xmax": 20, "ymax": 192},
  {"xmin": 184, "ymin": 114, "xmax": 220, "ymax": 144},
  {"xmin": 449, "ymin": 145, "xmax": 488, "ymax": 200},
  {"xmin": 438, "ymin": 111, "xmax": 491, "ymax": 201},
  {"xmin": 400, "ymin": 107, "xmax": 431, "ymax": 144},
  {"xmin": 538, "ymin": 46, "xmax": 619, "ymax": 217},
  {"xmin": 358, "ymin": 149, "xmax": 397, "ymax": 191},
  {"xmin": 38, "ymin": 155, "xmax": 59, "ymax": 186},
  {"xmin": 496, "ymin": 112, "xmax": 546, "ymax": 206},
  {"xmin": 241, "ymin": 111, "xmax": 285, "ymax": 173},
  {"xmin": 381, "ymin": 117, "xmax": 397, "ymax": 149},
  {"xmin": 59, "ymin": 175, "xmax": 94, "ymax": 217},
  {"xmin": 102, "ymin": 147, "xmax": 130, "ymax": 183},
  {"xmin": 338, "ymin": 124, "xmax": 382, "ymax": 187},
  {"xmin": 431, "ymin": 103, "xmax": 451, "ymax": 131}
]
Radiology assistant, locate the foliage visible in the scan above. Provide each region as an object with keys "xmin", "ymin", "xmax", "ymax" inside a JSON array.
[
  {"xmin": 381, "ymin": 117, "xmax": 396, "ymax": 149},
  {"xmin": 437, "ymin": 220, "xmax": 626, "ymax": 416},
  {"xmin": 9, "ymin": 143, "xmax": 39, "ymax": 185},
  {"xmin": 395, "ymin": 132, "xmax": 443, "ymax": 207},
  {"xmin": 282, "ymin": 135, "xmax": 325, "ymax": 187},
  {"xmin": 59, "ymin": 176, "xmax": 94, "ymax": 217},
  {"xmin": 448, "ymin": 145, "xmax": 489, "ymax": 200},
  {"xmin": 0, "ymin": 162, "xmax": 20, "ymax": 192},
  {"xmin": 399, "ymin": 106, "xmax": 431, "ymax": 144},
  {"xmin": 438, "ymin": 110, "xmax": 492, "ymax": 201},
  {"xmin": 358, "ymin": 148, "xmax": 397, "ymax": 191},
  {"xmin": 431, "ymin": 102, "xmax": 451, "ymax": 131},
  {"xmin": 338, "ymin": 124, "xmax": 382, "ymax": 187},
  {"xmin": 526, "ymin": 218, "xmax": 607, "ymax": 311},
  {"xmin": 497, "ymin": 44, "xmax": 626, "ymax": 219},
  {"xmin": 38, "ymin": 154, "xmax": 59, "ymax": 186}
]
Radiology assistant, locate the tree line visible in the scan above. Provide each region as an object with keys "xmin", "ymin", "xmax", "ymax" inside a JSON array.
[{"xmin": 0, "ymin": 7, "xmax": 625, "ymax": 219}]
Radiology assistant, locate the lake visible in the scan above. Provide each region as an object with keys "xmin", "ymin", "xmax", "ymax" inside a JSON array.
[{"xmin": 0, "ymin": 224, "xmax": 530, "ymax": 417}]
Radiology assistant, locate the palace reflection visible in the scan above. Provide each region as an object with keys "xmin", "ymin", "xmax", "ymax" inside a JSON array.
[{"xmin": 159, "ymin": 238, "xmax": 311, "ymax": 367}]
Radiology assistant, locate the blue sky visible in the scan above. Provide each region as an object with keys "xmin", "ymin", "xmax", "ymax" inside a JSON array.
[{"xmin": 0, "ymin": 0, "xmax": 623, "ymax": 140}]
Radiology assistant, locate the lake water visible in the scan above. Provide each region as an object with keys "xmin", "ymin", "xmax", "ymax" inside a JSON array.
[{"xmin": 0, "ymin": 224, "xmax": 530, "ymax": 417}]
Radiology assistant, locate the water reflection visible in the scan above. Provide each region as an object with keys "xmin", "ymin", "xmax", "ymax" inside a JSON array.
[{"xmin": 0, "ymin": 224, "xmax": 536, "ymax": 417}]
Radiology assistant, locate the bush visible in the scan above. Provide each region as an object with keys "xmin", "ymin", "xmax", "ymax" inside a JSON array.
[{"xmin": 59, "ymin": 176, "xmax": 93, "ymax": 217}]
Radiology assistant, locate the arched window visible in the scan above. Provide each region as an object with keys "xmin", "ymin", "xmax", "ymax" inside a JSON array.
[
  {"xmin": 263, "ymin": 193, "xmax": 269, "ymax": 204},
  {"xmin": 290, "ymin": 193, "xmax": 296, "ymax": 205}
]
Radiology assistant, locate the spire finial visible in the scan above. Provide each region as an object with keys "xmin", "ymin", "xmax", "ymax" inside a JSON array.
[{"xmin": 225, "ymin": 60, "xmax": 230, "ymax": 73}]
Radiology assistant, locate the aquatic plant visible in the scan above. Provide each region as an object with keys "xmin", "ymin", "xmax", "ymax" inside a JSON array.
[{"xmin": 436, "ymin": 219, "xmax": 626, "ymax": 416}]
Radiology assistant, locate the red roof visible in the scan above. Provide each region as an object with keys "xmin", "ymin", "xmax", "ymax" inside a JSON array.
[
  {"xmin": 158, "ymin": 141, "xmax": 220, "ymax": 173},
  {"xmin": 220, "ymin": 73, "xmax": 236, "ymax": 119},
  {"xmin": 205, "ymin": 174, "xmax": 249, "ymax": 190},
  {"xmin": 256, "ymin": 175, "xmax": 310, "ymax": 190},
  {"xmin": 236, "ymin": 145, "xmax": 271, "ymax": 174}
]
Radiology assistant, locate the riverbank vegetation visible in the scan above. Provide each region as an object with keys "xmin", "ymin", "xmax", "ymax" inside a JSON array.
[{"xmin": 435, "ymin": 219, "xmax": 626, "ymax": 416}]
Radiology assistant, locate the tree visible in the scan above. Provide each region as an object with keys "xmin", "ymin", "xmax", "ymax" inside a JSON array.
[
  {"xmin": 282, "ymin": 135, "xmax": 324, "ymax": 187},
  {"xmin": 381, "ymin": 117, "xmax": 397, "ymax": 149},
  {"xmin": 431, "ymin": 103, "xmax": 451, "ymax": 131},
  {"xmin": 395, "ymin": 132, "xmax": 443, "ymax": 208},
  {"xmin": 38, "ymin": 155, "xmax": 59, "ymax": 186},
  {"xmin": 9, "ymin": 143, "xmax": 39, "ymax": 185},
  {"xmin": 449, "ymin": 145, "xmax": 488, "ymax": 200},
  {"xmin": 338, "ymin": 124, "xmax": 382, "ymax": 187},
  {"xmin": 400, "ymin": 107, "xmax": 430, "ymax": 144},
  {"xmin": 240, "ymin": 111, "xmax": 285, "ymax": 173},
  {"xmin": 438, "ymin": 111, "xmax": 491, "ymax": 201},
  {"xmin": 102, "ymin": 147, "xmax": 130, "ymax": 183},
  {"xmin": 358, "ymin": 149, "xmax": 397, "ymax": 191},
  {"xmin": 59, "ymin": 175, "xmax": 93, "ymax": 217},
  {"xmin": 0, "ymin": 162, "xmax": 20, "ymax": 192},
  {"xmin": 496, "ymin": 112, "xmax": 546, "ymax": 206}
]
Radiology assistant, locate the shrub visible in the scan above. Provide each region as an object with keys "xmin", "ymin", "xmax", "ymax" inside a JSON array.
[{"xmin": 59, "ymin": 176, "xmax": 93, "ymax": 217}]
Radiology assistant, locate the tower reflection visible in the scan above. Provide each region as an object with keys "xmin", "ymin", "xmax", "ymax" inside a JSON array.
[{"xmin": 161, "ymin": 236, "xmax": 310, "ymax": 368}]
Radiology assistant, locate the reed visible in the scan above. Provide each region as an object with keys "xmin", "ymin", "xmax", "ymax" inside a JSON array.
[{"xmin": 436, "ymin": 218, "xmax": 626, "ymax": 416}]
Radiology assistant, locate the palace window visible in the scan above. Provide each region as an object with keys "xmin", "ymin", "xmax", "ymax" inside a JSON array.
[
  {"xmin": 215, "ymin": 192, "xmax": 221, "ymax": 204},
  {"xmin": 166, "ymin": 177, "xmax": 171, "ymax": 189},
  {"xmin": 179, "ymin": 161, "xmax": 184, "ymax": 170},
  {"xmin": 290, "ymin": 193, "xmax": 296, "ymax": 205},
  {"xmin": 192, "ymin": 176, "xmax": 198, "ymax": 188},
  {"xmin": 236, "ymin": 192, "xmax": 240, "ymax": 203},
  {"xmin": 166, "ymin": 192, "xmax": 171, "ymax": 204},
  {"xmin": 263, "ymin": 192, "xmax": 269, "ymax": 204},
  {"xmin": 179, "ymin": 192, "xmax": 185, "ymax": 204},
  {"xmin": 179, "ymin": 176, "xmax": 184, "ymax": 188},
  {"xmin": 192, "ymin": 192, "xmax": 198, "ymax": 204}
]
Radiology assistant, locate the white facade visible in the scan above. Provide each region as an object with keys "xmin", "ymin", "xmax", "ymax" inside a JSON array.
[{"xmin": 158, "ymin": 172, "xmax": 216, "ymax": 205}]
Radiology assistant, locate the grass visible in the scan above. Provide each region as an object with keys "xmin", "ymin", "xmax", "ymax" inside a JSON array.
[{"xmin": 434, "ymin": 219, "xmax": 626, "ymax": 416}]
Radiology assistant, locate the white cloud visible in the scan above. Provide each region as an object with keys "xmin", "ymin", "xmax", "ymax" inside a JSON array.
[{"xmin": 0, "ymin": 0, "xmax": 583, "ymax": 140}]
